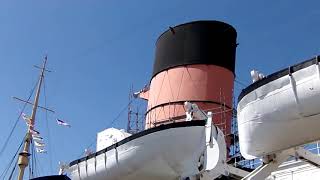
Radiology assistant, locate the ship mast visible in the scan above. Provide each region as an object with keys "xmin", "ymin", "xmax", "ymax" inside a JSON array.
[{"xmin": 17, "ymin": 56, "xmax": 47, "ymax": 180}]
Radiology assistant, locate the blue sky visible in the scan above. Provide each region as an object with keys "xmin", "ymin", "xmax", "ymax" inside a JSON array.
[{"xmin": 0, "ymin": 0, "xmax": 319, "ymax": 177}]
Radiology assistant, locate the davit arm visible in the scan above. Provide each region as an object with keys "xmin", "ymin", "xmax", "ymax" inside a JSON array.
[{"xmin": 184, "ymin": 102, "xmax": 248, "ymax": 180}]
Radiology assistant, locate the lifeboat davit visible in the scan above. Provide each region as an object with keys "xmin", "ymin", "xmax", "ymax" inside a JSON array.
[{"xmin": 237, "ymin": 56, "xmax": 320, "ymax": 159}]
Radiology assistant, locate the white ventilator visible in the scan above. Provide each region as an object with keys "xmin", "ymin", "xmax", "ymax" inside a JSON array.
[{"xmin": 250, "ymin": 69, "xmax": 265, "ymax": 83}]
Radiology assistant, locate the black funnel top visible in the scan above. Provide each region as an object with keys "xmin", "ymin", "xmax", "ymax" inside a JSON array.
[{"xmin": 152, "ymin": 20, "xmax": 237, "ymax": 77}]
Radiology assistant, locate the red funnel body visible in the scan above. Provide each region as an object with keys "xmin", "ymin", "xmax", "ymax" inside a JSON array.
[
  {"xmin": 146, "ymin": 64, "xmax": 234, "ymax": 131},
  {"xmin": 143, "ymin": 21, "xmax": 237, "ymax": 153}
]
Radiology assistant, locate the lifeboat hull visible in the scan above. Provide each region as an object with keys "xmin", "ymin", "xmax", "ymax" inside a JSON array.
[
  {"xmin": 69, "ymin": 121, "xmax": 208, "ymax": 180},
  {"xmin": 237, "ymin": 56, "xmax": 320, "ymax": 159}
]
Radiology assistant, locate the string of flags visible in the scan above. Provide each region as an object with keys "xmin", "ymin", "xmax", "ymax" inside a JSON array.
[
  {"xmin": 34, "ymin": 141, "xmax": 45, "ymax": 147},
  {"xmin": 32, "ymin": 134, "xmax": 43, "ymax": 141},
  {"xmin": 36, "ymin": 148, "xmax": 47, "ymax": 153},
  {"xmin": 22, "ymin": 113, "xmax": 34, "ymax": 127},
  {"xmin": 30, "ymin": 129, "xmax": 40, "ymax": 135},
  {"xmin": 31, "ymin": 131, "xmax": 46, "ymax": 153},
  {"xmin": 21, "ymin": 112, "xmax": 72, "ymax": 153}
]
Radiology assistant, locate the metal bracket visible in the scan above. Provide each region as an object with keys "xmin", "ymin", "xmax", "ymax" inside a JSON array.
[
  {"xmin": 295, "ymin": 146, "xmax": 320, "ymax": 167},
  {"xmin": 242, "ymin": 146, "xmax": 320, "ymax": 180}
]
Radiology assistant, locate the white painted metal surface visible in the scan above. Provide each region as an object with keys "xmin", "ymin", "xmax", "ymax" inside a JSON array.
[
  {"xmin": 268, "ymin": 160, "xmax": 320, "ymax": 180},
  {"xmin": 96, "ymin": 128, "xmax": 130, "ymax": 151},
  {"xmin": 70, "ymin": 124, "xmax": 207, "ymax": 180},
  {"xmin": 69, "ymin": 118, "xmax": 235, "ymax": 180},
  {"xmin": 68, "ymin": 102, "xmax": 250, "ymax": 180},
  {"xmin": 238, "ymin": 63, "xmax": 320, "ymax": 159}
]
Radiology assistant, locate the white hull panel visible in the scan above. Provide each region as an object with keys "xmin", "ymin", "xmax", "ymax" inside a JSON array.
[
  {"xmin": 69, "ymin": 121, "xmax": 208, "ymax": 180},
  {"xmin": 238, "ymin": 57, "xmax": 320, "ymax": 159}
]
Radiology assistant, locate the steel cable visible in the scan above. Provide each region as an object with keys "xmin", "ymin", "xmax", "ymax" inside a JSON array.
[
  {"xmin": 76, "ymin": 99, "xmax": 135, "ymax": 158},
  {"xmin": 0, "ymin": 137, "xmax": 24, "ymax": 179},
  {"xmin": 43, "ymin": 76, "xmax": 54, "ymax": 174},
  {"xmin": 0, "ymin": 82, "xmax": 37, "ymax": 158}
]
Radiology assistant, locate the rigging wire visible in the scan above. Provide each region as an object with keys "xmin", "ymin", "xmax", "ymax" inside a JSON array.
[
  {"xmin": 73, "ymin": 0, "xmax": 184, "ymax": 60},
  {"xmin": 29, "ymin": 156, "xmax": 32, "ymax": 179},
  {"xmin": 67, "ymin": 0, "xmax": 186, "ymax": 159},
  {"xmin": 68, "ymin": 0, "xmax": 193, "ymax": 159},
  {"xmin": 8, "ymin": 165, "xmax": 17, "ymax": 180},
  {"xmin": 32, "ymin": 142, "xmax": 35, "ymax": 178},
  {"xmin": 32, "ymin": 143, "xmax": 38, "ymax": 178},
  {"xmin": 43, "ymin": 76, "xmax": 54, "ymax": 174},
  {"xmin": 234, "ymin": 78, "xmax": 249, "ymax": 88},
  {"xmin": 8, "ymin": 160, "xmax": 17, "ymax": 180},
  {"xmin": 34, "ymin": 146, "xmax": 43, "ymax": 177},
  {"xmin": 234, "ymin": 77, "xmax": 251, "ymax": 101},
  {"xmin": 107, "ymin": 99, "xmax": 134, "ymax": 128},
  {"xmin": 34, "ymin": 146, "xmax": 39, "ymax": 177},
  {"xmin": 76, "ymin": 99, "xmax": 135, "ymax": 158},
  {"xmin": 0, "ymin": 137, "xmax": 24, "ymax": 179},
  {"xmin": 0, "ymin": 82, "xmax": 37, "ymax": 158},
  {"xmin": 29, "ymin": 139, "xmax": 36, "ymax": 179}
]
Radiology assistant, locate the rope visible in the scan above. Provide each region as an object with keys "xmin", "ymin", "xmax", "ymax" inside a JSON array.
[
  {"xmin": 29, "ymin": 156, "xmax": 32, "ymax": 179},
  {"xmin": 0, "ymin": 82, "xmax": 37, "ymax": 158},
  {"xmin": 31, "ymin": 142, "xmax": 35, "ymax": 178},
  {"xmin": 76, "ymin": 99, "xmax": 135, "ymax": 158},
  {"xmin": 34, "ymin": 147, "xmax": 42, "ymax": 177},
  {"xmin": 43, "ymin": 76, "xmax": 54, "ymax": 174},
  {"xmin": 29, "ymin": 140, "xmax": 36, "ymax": 179},
  {"xmin": 0, "ymin": 137, "xmax": 24, "ymax": 179},
  {"xmin": 8, "ymin": 163, "xmax": 17, "ymax": 180},
  {"xmin": 234, "ymin": 79, "xmax": 248, "ymax": 88},
  {"xmin": 106, "ymin": 99, "xmax": 134, "ymax": 128},
  {"xmin": 32, "ymin": 144, "xmax": 38, "ymax": 178}
]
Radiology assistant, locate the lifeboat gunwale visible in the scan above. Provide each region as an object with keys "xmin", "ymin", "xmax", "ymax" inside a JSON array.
[
  {"xmin": 238, "ymin": 55, "xmax": 320, "ymax": 102},
  {"xmin": 69, "ymin": 120, "xmax": 206, "ymax": 166}
]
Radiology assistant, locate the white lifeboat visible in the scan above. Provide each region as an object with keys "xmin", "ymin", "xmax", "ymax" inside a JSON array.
[
  {"xmin": 237, "ymin": 56, "xmax": 320, "ymax": 159},
  {"xmin": 68, "ymin": 109, "xmax": 230, "ymax": 180}
]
